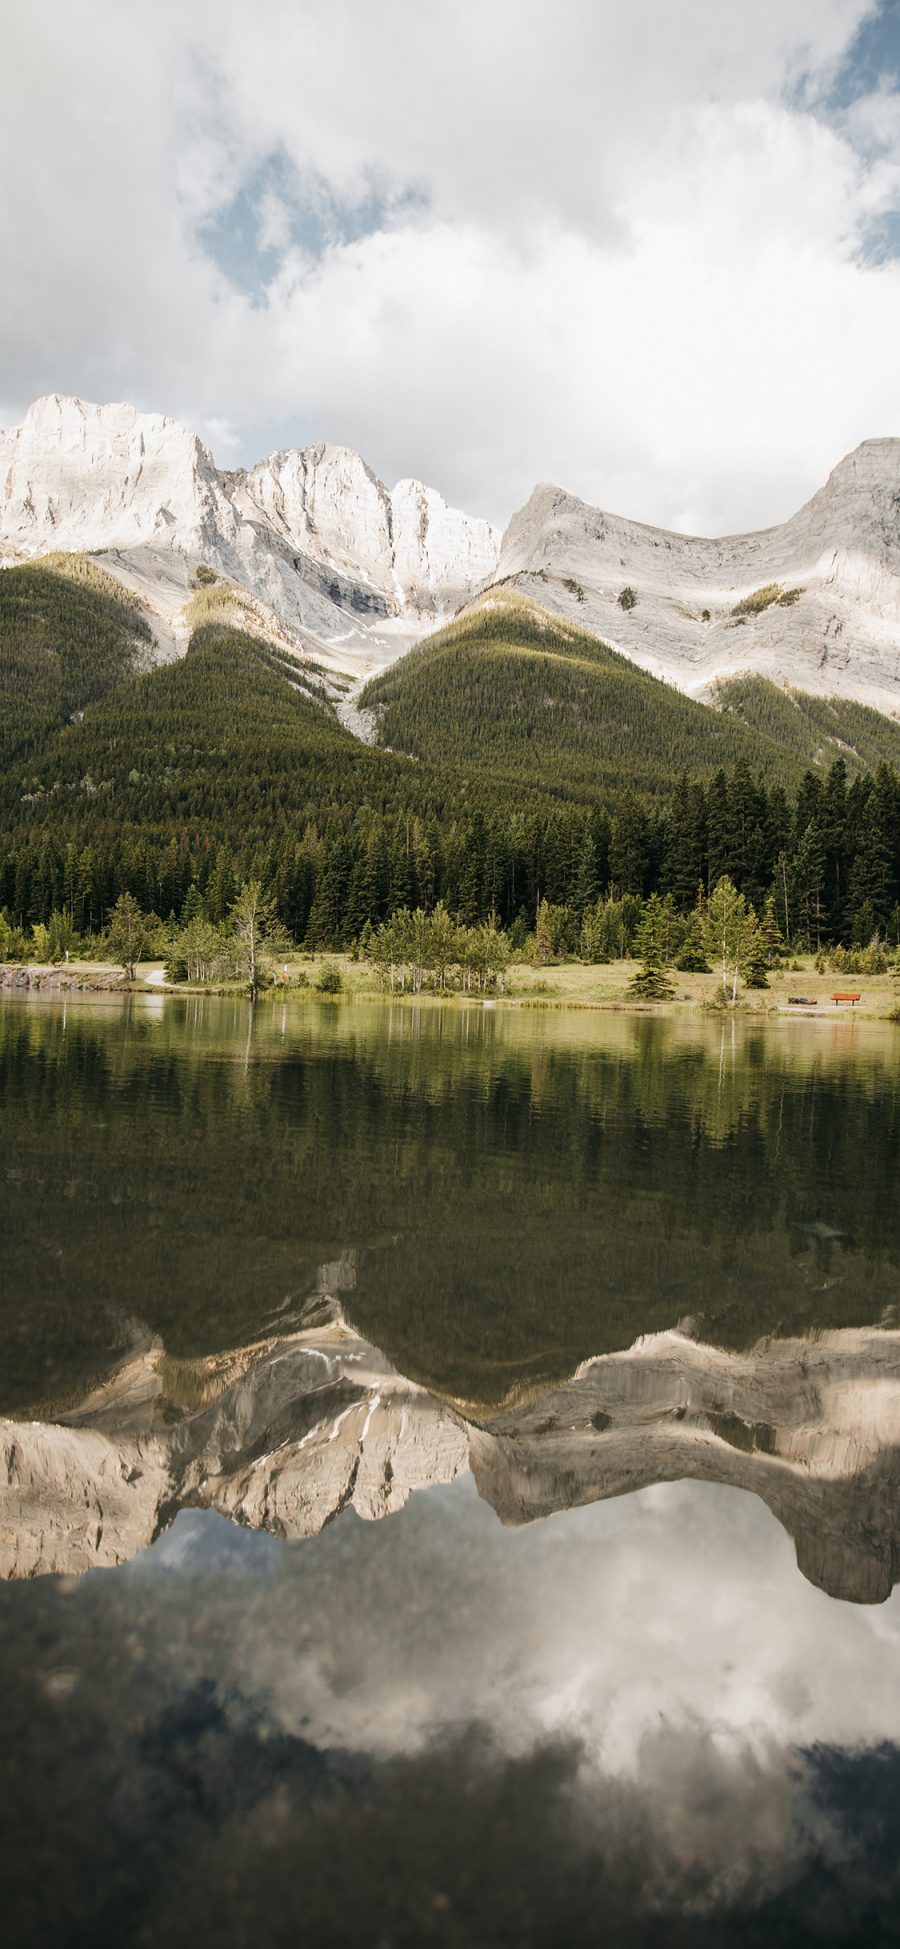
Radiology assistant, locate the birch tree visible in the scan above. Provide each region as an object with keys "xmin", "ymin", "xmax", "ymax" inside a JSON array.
[
  {"xmin": 705, "ymin": 876, "xmax": 752, "ymax": 1005},
  {"xmin": 229, "ymin": 881, "xmax": 286, "ymax": 998},
  {"xmin": 106, "ymin": 892, "xmax": 152, "ymax": 981}
]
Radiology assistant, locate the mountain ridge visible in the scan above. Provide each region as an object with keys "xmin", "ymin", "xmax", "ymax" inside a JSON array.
[
  {"xmin": 2, "ymin": 394, "xmax": 900, "ymax": 720},
  {"xmin": 361, "ymin": 586, "xmax": 900, "ymax": 790},
  {"xmin": 498, "ymin": 438, "xmax": 900, "ymax": 715},
  {"xmin": 0, "ymin": 394, "xmax": 500, "ymax": 681}
]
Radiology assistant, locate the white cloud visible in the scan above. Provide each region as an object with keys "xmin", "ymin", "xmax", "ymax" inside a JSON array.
[{"xmin": 2, "ymin": 0, "xmax": 899, "ymax": 532}]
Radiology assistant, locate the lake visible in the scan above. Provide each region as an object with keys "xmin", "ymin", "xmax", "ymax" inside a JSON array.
[{"xmin": 2, "ymin": 993, "xmax": 900, "ymax": 1945}]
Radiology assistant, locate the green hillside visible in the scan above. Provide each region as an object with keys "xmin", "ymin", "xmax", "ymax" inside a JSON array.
[
  {"xmin": 362, "ymin": 590, "xmax": 900, "ymax": 796},
  {"xmin": 2, "ymin": 620, "xmax": 416, "ymax": 847},
  {"xmin": 0, "ymin": 554, "xmax": 153, "ymax": 766},
  {"xmin": 1, "ymin": 618, "xmax": 579, "ymax": 934},
  {"xmin": 2, "ymin": 582, "xmax": 897, "ymax": 954},
  {"xmin": 360, "ymin": 590, "xmax": 806, "ymax": 795},
  {"xmin": 712, "ymin": 673, "xmax": 900, "ymax": 775}
]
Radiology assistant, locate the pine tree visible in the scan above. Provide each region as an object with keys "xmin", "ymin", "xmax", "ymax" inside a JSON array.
[
  {"xmin": 533, "ymin": 898, "xmax": 554, "ymax": 966},
  {"xmin": 791, "ymin": 820, "xmax": 826, "ymax": 949},
  {"xmin": 706, "ymin": 770, "xmax": 731, "ymax": 888},
  {"xmin": 609, "ymin": 794, "xmax": 651, "ymax": 896},
  {"xmin": 574, "ymin": 826, "xmax": 598, "ymax": 917},
  {"xmin": 848, "ymin": 771, "xmax": 897, "ymax": 938},
  {"xmin": 760, "ymin": 892, "xmax": 785, "ymax": 965},
  {"xmin": 343, "ymin": 840, "xmax": 378, "ymax": 942},
  {"xmin": 821, "ymin": 758, "xmax": 849, "ymax": 939}
]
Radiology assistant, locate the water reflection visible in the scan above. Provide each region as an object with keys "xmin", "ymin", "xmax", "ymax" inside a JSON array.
[
  {"xmin": 2, "ymin": 995, "xmax": 899, "ymax": 1413},
  {"xmin": 5, "ymin": 1295, "xmax": 900, "ymax": 1603},
  {"xmin": 3, "ymin": 996, "xmax": 900, "ymax": 1942},
  {"xmin": 3, "ymin": 1473, "xmax": 900, "ymax": 1944}
]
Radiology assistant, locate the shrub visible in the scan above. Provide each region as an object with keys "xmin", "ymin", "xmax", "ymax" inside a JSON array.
[
  {"xmin": 618, "ymin": 586, "xmax": 637, "ymax": 611},
  {"xmin": 193, "ymin": 563, "xmax": 218, "ymax": 586},
  {"xmin": 731, "ymin": 583, "xmax": 804, "ymax": 618},
  {"xmin": 316, "ymin": 963, "xmax": 343, "ymax": 994},
  {"xmin": 562, "ymin": 577, "xmax": 586, "ymax": 603}
]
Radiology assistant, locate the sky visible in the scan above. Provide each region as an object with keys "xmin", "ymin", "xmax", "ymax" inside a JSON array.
[{"xmin": 3, "ymin": 0, "xmax": 900, "ymax": 534}]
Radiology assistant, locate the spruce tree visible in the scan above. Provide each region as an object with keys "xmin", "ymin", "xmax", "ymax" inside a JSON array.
[
  {"xmin": 628, "ymin": 892, "xmax": 676, "ymax": 1000},
  {"xmin": 533, "ymin": 898, "xmax": 554, "ymax": 966},
  {"xmin": 741, "ymin": 918, "xmax": 770, "ymax": 988},
  {"xmin": 760, "ymin": 892, "xmax": 785, "ymax": 965},
  {"xmin": 675, "ymin": 910, "xmax": 711, "ymax": 972}
]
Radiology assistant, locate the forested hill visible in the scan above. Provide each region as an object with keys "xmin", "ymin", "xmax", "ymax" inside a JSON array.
[
  {"xmin": 0, "ymin": 616, "xmax": 585, "ymax": 936},
  {"xmin": 1, "ymin": 577, "xmax": 898, "ymax": 952},
  {"xmin": 712, "ymin": 672, "xmax": 900, "ymax": 775},
  {"xmin": 360, "ymin": 589, "xmax": 900, "ymax": 794},
  {"xmin": 0, "ymin": 555, "xmax": 153, "ymax": 767}
]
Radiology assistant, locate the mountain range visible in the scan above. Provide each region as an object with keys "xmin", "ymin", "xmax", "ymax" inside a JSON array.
[
  {"xmin": 2, "ymin": 395, "xmax": 900, "ymax": 950},
  {"xmin": 0, "ymin": 395, "xmax": 499, "ymax": 681},
  {"xmin": 2, "ymin": 394, "xmax": 900, "ymax": 722}
]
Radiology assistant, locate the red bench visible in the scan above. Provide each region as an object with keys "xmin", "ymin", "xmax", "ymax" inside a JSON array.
[{"xmin": 831, "ymin": 991, "xmax": 861, "ymax": 1006}]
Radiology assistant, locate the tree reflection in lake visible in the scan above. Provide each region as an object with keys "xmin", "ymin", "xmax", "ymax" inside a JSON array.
[{"xmin": 1, "ymin": 996, "xmax": 899, "ymax": 1411}]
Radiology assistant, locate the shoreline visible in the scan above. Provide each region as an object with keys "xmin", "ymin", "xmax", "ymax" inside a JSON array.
[{"xmin": 2, "ymin": 957, "xmax": 899, "ymax": 1023}]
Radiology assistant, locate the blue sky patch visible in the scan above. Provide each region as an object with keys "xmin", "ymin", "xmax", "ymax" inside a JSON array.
[
  {"xmin": 826, "ymin": 0, "xmax": 900, "ymax": 112},
  {"xmin": 196, "ymin": 149, "xmax": 426, "ymax": 306}
]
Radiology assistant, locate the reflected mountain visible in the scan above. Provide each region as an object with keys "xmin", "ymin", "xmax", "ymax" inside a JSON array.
[{"xmin": 5, "ymin": 1290, "xmax": 900, "ymax": 1602}]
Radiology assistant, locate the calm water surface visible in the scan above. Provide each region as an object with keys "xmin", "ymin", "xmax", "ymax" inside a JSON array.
[{"xmin": 2, "ymin": 995, "xmax": 900, "ymax": 1945}]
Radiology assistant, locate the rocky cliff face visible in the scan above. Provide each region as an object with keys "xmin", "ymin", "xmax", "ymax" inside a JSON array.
[
  {"xmin": 3, "ymin": 1313, "xmax": 900, "ymax": 1603},
  {"xmin": 0, "ymin": 395, "xmax": 500, "ymax": 678},
  {"xmin": 238, "ymin": 446, "xmax": 497, "ymax": 616},
  {"xmin": 4, "ymin": 395, "xmax": 900, "ymax": 710},
  {"xmin": 498, "ymin": 441, "xmax": 900, "ymax": 714}
]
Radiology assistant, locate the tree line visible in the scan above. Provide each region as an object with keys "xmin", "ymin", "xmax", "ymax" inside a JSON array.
[{"xmin": 3, "ymin": 754, "xmax": 898, "ymax": 958}]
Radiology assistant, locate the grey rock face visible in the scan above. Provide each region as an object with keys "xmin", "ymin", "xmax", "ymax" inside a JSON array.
[
  {"xmin": 470, "ymin": 1328, "xmax": 900, "ymax": 1605},
  {"xmin": 0, "ymin": 1318, "xmax": 468, "ymax": 1577},
  {"xmin": 0, "ymin": 395, "xmax": 500, "ymax": 680},
  {"xmin": 6, "ymin": 396, "xmax": 900, "ymax": 712},
  {"xmin": 498, "ymin": 441, "xmax": 900, "ymax": 714}
]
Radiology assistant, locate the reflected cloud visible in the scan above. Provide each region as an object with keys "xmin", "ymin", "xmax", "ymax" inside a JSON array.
[{"xmin": 2, "ymin": 1468, "xmax": 900, "ymax": 1945}]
